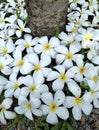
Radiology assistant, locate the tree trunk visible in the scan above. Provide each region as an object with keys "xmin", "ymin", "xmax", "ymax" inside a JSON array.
[{"xmin": 25, "ymin": 0, "xmax": 68, "ymax": 37}]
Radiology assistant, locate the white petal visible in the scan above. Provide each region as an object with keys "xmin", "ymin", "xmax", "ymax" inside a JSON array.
[
  {"xmin": 54, "ymin": 90, "xmax": 65, "ymax": 106},
  {"xmin": 52, "ymin": 79, "xmax": 64, "ymax": 91},
  {"xmin": 28, "ymin": 53, "xmax": 39, "ymax": 65},
  {"xmin": 32, "ymin": 109, "xmax": 42, "ymax": 116},
  {"xmin": 92, "ymin": 56, "xmax": 99, "ymax": 65},
  {"xmin": 67, "ymin": 81, "xmax": 81, "ymax": 97},
  {"xmin": 40, "ymin": 55, "xmax": 51, "ymax": 67},
  {"xmin": 56, "ymin": 54, "xmax": 65, "ymax": 64},
  {"xmin": 25, "ymin": 110, "xmax": 33, "ymax": 120},
  {"xmin": 15, "ymin": 106, "xmax": 26, "ymax": 114},
  {"xmin": 41, "ymin": 92, "xmax": 53, "ymax": 105},
  {"xmin": 0, "ymin": 76, "xmax": 7, "ymax": 85},
  {"xmin": 2, "ymin": 98, "xmax": 13, "ymax": 109},
  {"xmin": 47, "ymin": 71, "xmax": 59, "ymax": 81},
  {"xmin": 33, "ymin": 71, "xmax": 44, "ymax": 83},
  {"xmin": 46, "ymin": 113, "xmax": 58, "ymax": 124},
  {"xmin": 93, "ymin": 99, "xmax": 99, "ymax": 108},
  {"xmin": 4, "ymin": 111, "xmax": 16, "ymax": 119},
  {"xmin": 56, "ymin": 107, "xmax": 69, "ymax": 120},
  {"xmin": 38, "ymin": 36, "xmax": 48, "ymax": 45},
  {"xmin": 24, "ymin": 28, "xmax": 31, "ymax": 33},
  {"xmin": 54, "ymin": 65, "xmax": 65, "ymax": 74},
  {"xmin": 40, "ymin": 105, "xmax": 49, "ymax": 115},
  {"xmin": 30, "ymin": 98, "xmax": 41, "ymax": 108},
  {"xmin": 72, "ymin": 105, "xmax": 82, "ymax": 120},
  {"xmin": 55, "ymin": 45, "xmax": 68, "ymax": 54},
  {"xmin": 18, "ymin": 96, "xmax": 28, "ymax": 106},
  {"xmin": 4, "ymin": 89, "xmax": 14, "ymax": 98},
  {"xmin": 81, "ymin": 103, "xmax": 92, "ymax": 115},
  {"xmin": 0, "ymin": 112, "xmax": 7, "ymax": 124},
  {"xmin": 64, "ymin": 96, "xmax": 75, "ymax": 108},
  {"xmin": 34, "ymin": 44, "xmax": 43, "ymax": 54},
  {"xmin": 49, "ymin": 37, "xmax": 60, "ymax": 47}
]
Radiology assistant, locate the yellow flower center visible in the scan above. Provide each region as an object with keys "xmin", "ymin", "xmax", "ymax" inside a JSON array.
[
  {"xmin": 89, "ymin": 1, "xmax": 93, "ymax": 6},
  {"xmin": 60, "ymin": 74, "xmax": 67, "ymax": 81},
  {"xmin": 75, "ymin": 97, "xmax": 83, "ymax": 105},
  {"xmin": 0, "ymin": 64, "xmax": 4, "ymax": 70},
  {"xmin": 76, "ymin": 20, "xmax": 81, "ymax": 25},
  {"xmin": 25, "ymin": 43, "xmax": 31, "ymax": 48},
  {"xmin": 26, "ymin": 103, "xmax": 32, "ymax": 109},
  {"xmin": 0, "ymin": 18, "xmax": 5, "ymax": 23},
  {"xmin": 13, "ymin": 82, "xmax": 19, "ymax": 89},
  {"xmin": 84, "ymin": 34, "xmax": 92, "ymax": 41},
  {"xmin": 72, "ymin": 27, "xmax": 77, "ymax": 33},
  {"xmin": 17, "ymin": 60, "xmax": 24, "ymax": 67},
  {"xmin": 44, "ymin": 44, "xmax": 51, "ymax": 51},
  {"xmin": 79, "ymin": 67, "xmax": 86, "ymax": 74},
  {"xmin": 29, "ymin": 85, "xmax": 37, "ymax": 92},
  {"xmin": 90, "ymin": 90, "xmax": 95, "ymax": 96},
  {"xmin": 20, "ymin": 26, "xmax": 24, "ymax": 31},
  {"xmin": 73, "ymin": 0, "xmax": 78, "ymax": 3},
  {"xmin": 34, "ymin": 65, "xmax": 41, "ymax": 71},
  {"xmin": 93, "ymin": 76, "xmax": 99, "ymax": 82},
  {"xmin": 65, "ymin": 53, "xmax": 73, "ymax": 60},
  {"xmin": 2, "ymin": 48, "xmax": 8, "ymax": 55},
  {"xmin": 67, "ymin": 40, "xmax": 73, "ymax": 44},
  {"xmin": 49, "ymin": 103, "xmax": 57, "ymax": 112},
  {"xmin": 0, "ymin": 105, "xmax": 5, "ymax": 112}
]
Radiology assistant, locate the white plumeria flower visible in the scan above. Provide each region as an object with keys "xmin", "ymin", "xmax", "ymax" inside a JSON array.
[
  {"xmin": 0, "ymin": 39, "xmax": 15, "ymax": 56},
  {"xmin": 66, "ymin": 22, "xmax": 78, "ymax": 34},
  {"xmin": 0, "ymin": 76, "xmax": 8, "ymax": 94},
  {"xmin": 84, "ymin": 65, "xmax": 99, "ymax": 85},
  {"xmin": 55, "ymin": 44, "xmax": 83, "ymax": 68},
  {"xmin": 0, "ymin": 98, "xmax": 16, "ymax": 124},
  {"xmin": 88, "ymin": 0, "xmax": 98, "ymax": 12},
  {"xmin": 20, "ymin": 75, "xmax": 49, "ymax": 98},
  {"xmin": 16, "ymin": 19, "xmax": 31, "ymax": 38},
  {"xmin": 0, "ymin": 56, "xmax": 13, "ymax": 75},
  {"xmin": 47, "ymin": 65, "xmax": 74, "ymax": 91},
  {"xmin": 64, "ymin": 81, "xmax": 92, "ymax": 120},
  {"xmin": 83, "ymin": 80, "xmax": 99, "ymax": 108},
  {"xmin": 15, "ymin": 96, "xmax": 42, "ymax": 120},
  {"xmin": 4, "ymin": 72, "xmax": 22, "ymax": 98},
  {"xmin": 70, "ymin": 59, "xmax": 89, "ymax": 82},
  {"xmin": 77, "ymin": 27, "xmax": 99, "ymax": 48},
  {"xmin": 75, "ymin": 17, "xmax": 90, "ymax": 27},
  {"xmin": 34, "ymin": 36, "xmax": 60, "ymax": 59},
  {"xmin": 76, "ymin": 7, "xmax": 93, "ymax": 20},
  {"xmin": 69, "ymin": 0, "xmax": 85, "ymax": 9},
  {"xmin": 0, "ymin": 13, "xmax": 6, "ymax": 29},
  {"xmin": 41, "ymin": 90, "xmax": 69, "ymax": 124},
  {"xmin": 28, "ymin": 53, "xmax": 51, "ymax": 83},
  {"xmin": 15, "ymin": 34, "xmax": 39, "ymax": 53},
  {"xmin": 12, "ymin": 48, "xmax": 32, "ymax": 74},
  {"xmin": 92, "ymin": 10, "xmax": 99, "ymax": 25}
]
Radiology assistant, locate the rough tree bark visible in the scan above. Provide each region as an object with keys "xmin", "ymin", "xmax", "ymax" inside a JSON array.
[{"xmin": 25, "ymin": 0, "xmax": 68, "ymax": 37}]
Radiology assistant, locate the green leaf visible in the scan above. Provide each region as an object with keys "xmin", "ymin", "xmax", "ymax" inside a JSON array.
[
  {"xmin": 80, "ymin": 81, "xmax": 90, "ymax": 90},
  {"xmin": 8, "ymin": 115, "xmax": 22, "ymax": 130},
  {"xmin": 16, "ymin": 10, "xmax": 21, "ymax": 19},
  {"xmin": 67, "ymin": 122, "xmax": 73, "ymax": 130},
  {"xmin": 55, "ymin": 28, "xmax": 60, "ymax": 38},
  {"xmin": 0, "ymin": 0, "xmax": 6, "ymax": 2},
  {"xmin": 51, "ymin": 121, "xmax": 63, "ymax": 130},
  {"xmin": 20, "ymin": 115, "xmax": 27, "ymax": 128}
]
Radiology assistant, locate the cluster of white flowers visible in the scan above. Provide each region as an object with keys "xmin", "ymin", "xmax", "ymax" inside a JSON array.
[{"xmin": 0, "ymin": 0, "xmax": 99, "ymax": 125}]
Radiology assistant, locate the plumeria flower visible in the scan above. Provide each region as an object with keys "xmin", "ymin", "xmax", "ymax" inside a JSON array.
[
  {"xmin": 16, "ymin": 19, "xmax": 31, "ymax": 38},
  {"xmin": 70, "ymin": 59, "xmax": 90, "ymax": 82},
  {"xmin": 77, "ymin": 27, "xmax": 99, "ymax": 48},
  {"xmin": 0, "ymin": 76, "xmax": 8, "ymax": 94},
  {"xmin": 88, "ymin": 0, "xmax": 98, "ymax": 12},
  {"xmin": 64, "ymin": 81, "xmax": 92, "ymax": 120},
  {"xmin": 11, "ymin": 48, "xmax": 32, "ymax": 74},
  {"xmin": 55, "ymin": 44, "xmax": 83, "ymax": 68},
  {"xmin": 34, "ymin": 36, "xmax": 60, "ymax": 59},
  {"xmin": 20, "ymin": 75, "xmax": 49, "ymax": 98},
  {"xmin": 47, "ymin": 65, "xmax": 74, "ymax": 91},
  {"xmin": 4, "ymin": 72, "xmax": 23, "ymax": 98},
  {"xmin": 28, "ymin": 53, "xmax": 51, "ymax": 83},
  {"xmin": 0, "ymin": 98, "xmax": 16, "ymax": 124},
  {"xmin": 15, "ymin": 34, "xmax": 39, "ymax": 53},
  {"xmin": 15, "ymin": 96, "xmax": 42, "ymax": 120},
  {"xmin": 0, "ymin": 56, "xmax": 13, "ymax": 75},
  {"xmin": 69, "ymin": 0, "xmax": 85, "ymax": 9},
  {"xmin": 83, "ymin": 80, "xmax": 99, "ymax": 108},
  {"xmin": 0, "ymin": 39, "xmax": 15, "ymax": 56},
  {"xmin": 84, "ymin": 65, "xmax": 99, "ymax": 85},
  {"xmin": 41, "ymin": 90, "xmax": 69, "ymax": 124},
  {"xmin": 66, "ymin": 22, "xmax": 78, "ymax": 34},
  {"xmin": 92, "ymin": 10, "xmax": 99, "ymax": 25}
]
